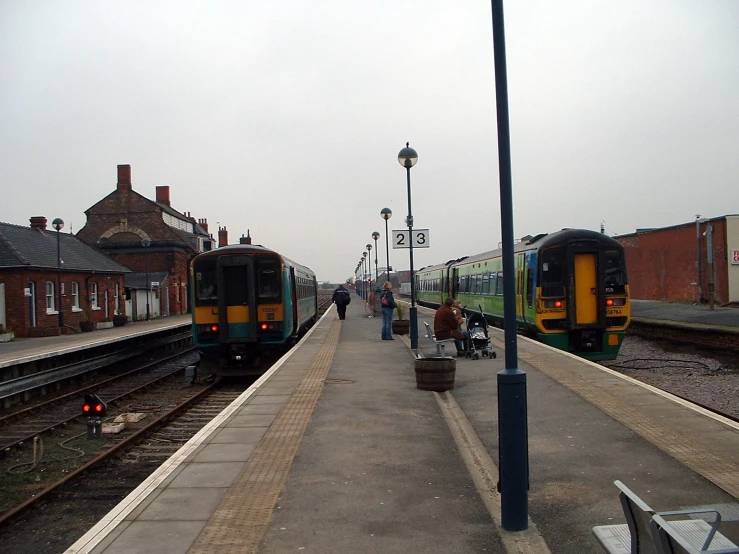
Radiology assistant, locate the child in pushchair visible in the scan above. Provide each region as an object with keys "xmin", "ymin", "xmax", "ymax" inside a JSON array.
[{"xmin": 463, "ymin": 305, "xmax": 496, "ymax": 360}]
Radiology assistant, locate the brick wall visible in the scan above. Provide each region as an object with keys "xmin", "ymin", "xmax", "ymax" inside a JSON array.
[
  {"xmin": 618, "ymin": 218, "xmax": 729, "ymax": 303},
  {"xmin": 1, "ymin": 270, "xmax": 126, "ymax": 337}
]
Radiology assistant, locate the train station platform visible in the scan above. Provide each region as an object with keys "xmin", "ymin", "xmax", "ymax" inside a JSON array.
[
  {"xmin": 62, "ymin": 298, "xmax": 739, "ymax": 554},
  {"xmin": 0, "ymin": 315, "xmax": 192, "ymax": 369}
]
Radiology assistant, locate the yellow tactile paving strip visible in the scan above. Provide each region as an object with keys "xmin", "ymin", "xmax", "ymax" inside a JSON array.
[
  {"xmin": 188, "ymin": 319, "xmax": 341, "ymax": 554},
  {"xmin": 492, "ymin": 336, "xmax": 739, "ymax": 499}
]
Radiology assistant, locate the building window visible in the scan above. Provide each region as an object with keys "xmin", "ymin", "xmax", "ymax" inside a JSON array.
[
  {"xmin": 90, "ymin": 282, "xmax": 99, "ymax": 308},
  {"xmin": 114, "ymin": 282, "xmax": 120, "ymax": 314},
  {"xmin": 46, "ymin": 281, "xmax": 56, "ymax": 312},
  {"xmin": 72, "ymin": 282, "xmax": 80, "ymax": 310}
]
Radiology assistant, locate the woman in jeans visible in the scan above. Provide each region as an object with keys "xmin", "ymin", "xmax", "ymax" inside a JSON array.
[{"xmin": 379, "ymin": 281, "xmax": 396, "ymax": 340}]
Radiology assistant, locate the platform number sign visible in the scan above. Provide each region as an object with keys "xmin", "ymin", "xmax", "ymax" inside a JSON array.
[
  {"xmin": 392, "ymin": 229, "xmax": 430, "ymax": 249},
  {"xmin": 732, "ymin": 250, "xmax": 739, "ymax": 264}
]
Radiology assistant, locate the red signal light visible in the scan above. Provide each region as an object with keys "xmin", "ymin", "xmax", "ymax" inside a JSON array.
[{"xmin": 81, "ymin": 393, "xmax": 107, "ymax": 417}]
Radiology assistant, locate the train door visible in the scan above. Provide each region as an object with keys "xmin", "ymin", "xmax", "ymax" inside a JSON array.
[
  {"xmin": 451, "ymin": 267, "xmax": 459, "ymax": 299},
  {"xmin": 217, "ymin": 256, "xmax": 257, "ymax": 342},
  {"xmin": 573, "ymin": 253, "xmax": 598, "ymax": 325}
]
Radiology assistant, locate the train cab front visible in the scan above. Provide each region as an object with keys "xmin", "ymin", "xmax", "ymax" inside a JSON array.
[{"xmin": 191, "ymin": 251, "xmax": 287, "ymax": 377}]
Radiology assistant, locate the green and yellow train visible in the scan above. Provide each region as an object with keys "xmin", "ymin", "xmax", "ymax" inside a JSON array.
[
  {"xmin": 415, "ymin": 229, "xmax": 630, "ymax": 360},
  {"xmin": 190, "ymin": 244, "xmax": 318, "ymax": 376}
]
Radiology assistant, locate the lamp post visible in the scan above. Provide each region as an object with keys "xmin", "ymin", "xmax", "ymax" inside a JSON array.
[
  {"xmin": 52, "ymin": 218, "xmax": 64, "ymax": 329},
  {"xmin": 362, "ymin": 252, "xmax": 368, "ymax": 300},
  {"xmin": 372, "ymin": 232, "xmax": 380, "ymax": 285},
  {"xmin": 491, "ymin": 0, "xmax": 528, "ymax": 531},
  {"xmin": 397, "ymin": 142, "xmax": 419, "ymax": 350},
  {"xmin": 142, "ymin": 237, "xmax": 151, "ymax": 320},
  {"xmin": 380, "ymin": 208, "xmax": 392, "ymax": 283},
  {"xmin": 366, "ymin": 243, "xmax": 373, "ymax": 293}
]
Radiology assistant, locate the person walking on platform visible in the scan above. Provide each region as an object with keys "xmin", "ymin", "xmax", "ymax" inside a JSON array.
[
  {"xmin": 332, "ymin": 283, "xmax": 351, "ymax": 320},
  {"xmin": 434, "ymin": 297, "xmax": 468, "ymax": 355},
  {"xmin": 380, "ymin": 281, "xmax": 396, "ymax": 340}
]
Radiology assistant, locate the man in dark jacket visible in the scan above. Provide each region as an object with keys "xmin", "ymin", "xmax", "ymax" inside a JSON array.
[
  {"xmin": 434, "ymin": 297, "xmax": 467, "ymax": 354},
  {"xmin": 332, "ymin": 283, "xmax": 351, "ymax": 320}
]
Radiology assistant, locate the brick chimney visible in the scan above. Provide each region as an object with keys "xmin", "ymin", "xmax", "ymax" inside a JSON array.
[
  {"xmin": 30, "ymin": 216, "xmax": 47, "ymax": 230},
  {"xmin": 218, "ymin": 226, "xmax": 228, "ymax": 247},
  {"xmin": 238, "ymin": 229, "xmax": 252, "ymax": 245},
  {"xmin": 156, "ymin": 186, "xmax": 170, "ymax": 206},
  {"xmin": 198, "ymin": 218, "xmax": 209, "ymax": 233},
  {"xmin": 117, "ymin": 164, "xmax": 132, "ymax": 192}
]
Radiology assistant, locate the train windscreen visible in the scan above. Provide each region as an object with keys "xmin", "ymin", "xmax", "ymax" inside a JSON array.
[
  {"xmin": 257, "ymin": 259, "xmax": 281, "ymax": 302},
  {"xmin": 540, "ymin": 247, "xmax": 565, "ymax": 297},
  {"xmin": 604, "ymin": 250, "xmax": 627, "ymax": 294},
  {"xmin": 194, "ymin": 259, "xmax": 217, "ymax": 306}
]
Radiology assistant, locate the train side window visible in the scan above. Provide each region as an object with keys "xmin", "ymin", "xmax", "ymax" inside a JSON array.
[{"xmin": 496, "ymin": 272, "xmax": 504, "ymax": 295}]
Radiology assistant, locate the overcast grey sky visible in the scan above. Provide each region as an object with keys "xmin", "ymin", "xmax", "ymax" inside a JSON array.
[{"xmin": 2, "ymin": 1, "xmax": 737, "ymax": 283}]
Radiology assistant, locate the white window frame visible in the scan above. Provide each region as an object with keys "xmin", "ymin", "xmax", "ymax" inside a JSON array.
[
  {"xmin": 46, "ymin": 281, "xmax": 57, "ymax": 313},
  {"xmin": 72, "ymin": 282, "xmax": 81, "ymax": 311},
  {"xmin": 114, "ymin": 282, "xmax": 120, "ymax": 314},
  {"xmin": 90, "ymin": 282, "xmax": 100, "ymax": 309}
]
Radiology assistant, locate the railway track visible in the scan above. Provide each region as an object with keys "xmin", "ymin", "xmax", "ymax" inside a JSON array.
[{"xmin": 0, "ymin": 348, "xmax": 198, "ymax": 456}]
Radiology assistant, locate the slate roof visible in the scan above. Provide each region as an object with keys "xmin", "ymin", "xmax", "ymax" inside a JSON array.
[
  {"xmin": 0, "ymin": 222, "xmax": 132, "ymax": 273},
  {"xmin": 124, "ymin": 272, "xmax": 169, "ymax": 289}
]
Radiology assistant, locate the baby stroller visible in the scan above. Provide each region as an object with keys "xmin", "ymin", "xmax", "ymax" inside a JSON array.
[{"xmin": 464, "ymin": 305, "xmax": 496, "ymax": 360}]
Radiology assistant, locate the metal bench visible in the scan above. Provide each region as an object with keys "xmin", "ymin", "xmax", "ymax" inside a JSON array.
[
  {"xmin": 593, "ymin": 480, "xmax": 737, "ymax": 554},
  {"xmin": 651, "ymin": 513, "xmax": 738, "ymax": 554},
  {"xmin": 423, "ymin": 322, "xmax": 456, "ymax": 357}
]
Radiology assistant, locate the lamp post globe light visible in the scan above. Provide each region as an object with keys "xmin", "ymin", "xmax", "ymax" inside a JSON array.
[
  {"xmin": 397, "ymin": 142, "xmax": 419, "ymax": 350},
  {"xmin": 372, "ymin": 232, "xmax": 380, "ymax": 284},
  {"xmin": 52, "ymin": 218, "xmax": 64, "ymax": 329},
  {"xmin": 142, "ymin": 237, "xmax": 151, "ymax": 320},
  {"xmin": 380, "ymin": 208, "xmax": 392, "ymax": 283}
]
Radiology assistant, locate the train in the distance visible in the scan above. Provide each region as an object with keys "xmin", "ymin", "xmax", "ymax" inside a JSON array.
[
  {"xmin": 190, "ymin": 244, "xmax": 318, "ymax": 376},
  {"xmin": 415, "ymin": 228, "xmax": 630, "ymax": 360}
]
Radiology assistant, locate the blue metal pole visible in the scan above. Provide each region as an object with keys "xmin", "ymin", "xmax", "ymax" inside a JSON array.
[
  {"xmin": 491, "ymin": 0, "xmax": 529, "ymax": 531},
  {"xmin": 384, "ymin": 218, "xmax": 391, "ymax": 282},
  {"xmin": 406, "ymin": 166, "xmax": 418, "ymax": 350}
]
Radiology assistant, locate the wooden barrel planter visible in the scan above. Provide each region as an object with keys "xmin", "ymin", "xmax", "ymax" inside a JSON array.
[
  {"xmin": 414, "ymin": 357, "xmax": 456, "ymax": 392},
  {"xmin": 392, "ymin": 320, "xmax": 410, "ymax": 335}
]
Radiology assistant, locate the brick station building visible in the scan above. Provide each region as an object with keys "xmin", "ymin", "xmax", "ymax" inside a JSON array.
[
  {"xmin": 614, "ymin": 214, "xmax": 739, "ymax": 304},
  {"xmin": 0, "ymin": 218, "xmax": 130, "ymax": 337},
  {"xmin": 76, "ymin": 165, "xmax": 214, "ymax": 319}
]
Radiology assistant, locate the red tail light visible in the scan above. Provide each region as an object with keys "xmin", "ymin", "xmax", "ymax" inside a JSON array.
[
  {"xmin": 210, "ymin": 324, "xmax": 218, "ymax": 332},
  {"xmin": 606, "ymin": 299, "xmax": 614, "ymax": 306},
  {"xmin": 554, "ymin": 300, "xmax": 562, "ymax": 308},
  {"xmin": 261, "ymin": 323, "xmax": 268, "ymax": 330}
]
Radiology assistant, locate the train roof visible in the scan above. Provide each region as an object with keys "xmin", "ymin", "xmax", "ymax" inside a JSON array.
[
  {"xmin": 193, "ymin": 244, "xmax": 315, "ymax": 278},
  {"xmin": 452, "ymin": 229, "xmax": 623, "ymax": 267}
]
